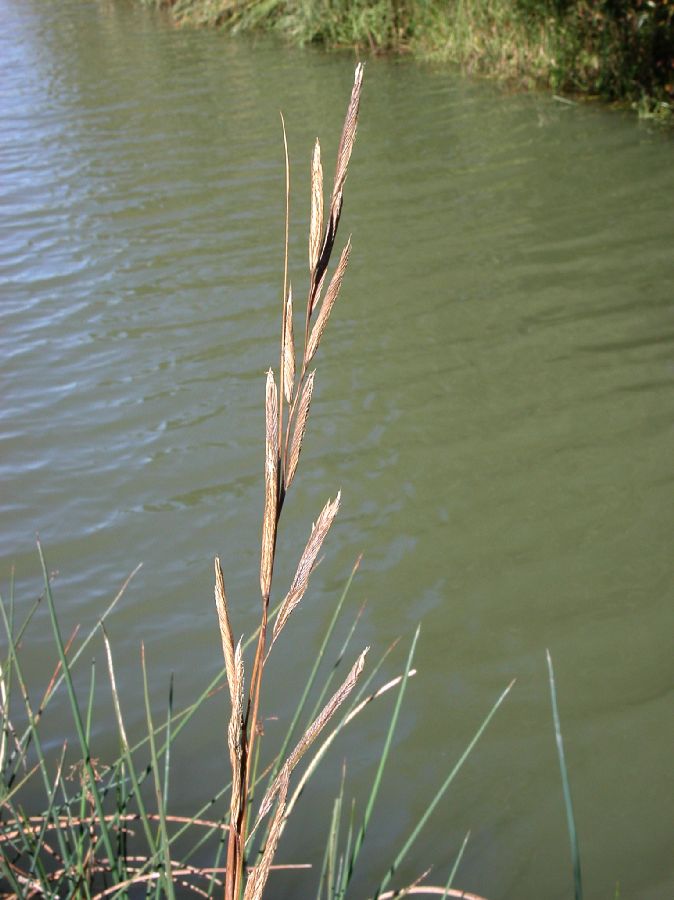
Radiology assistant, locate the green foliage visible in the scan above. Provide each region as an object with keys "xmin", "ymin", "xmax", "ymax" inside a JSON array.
[{"xmin": 152, "ymin": 0, "xmax": 673, "ymax": 109}]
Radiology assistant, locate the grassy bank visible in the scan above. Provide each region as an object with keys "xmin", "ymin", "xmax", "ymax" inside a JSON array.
[{"xmin": 148, "ymin": 0, "xmax": 673, "ymax": 117}]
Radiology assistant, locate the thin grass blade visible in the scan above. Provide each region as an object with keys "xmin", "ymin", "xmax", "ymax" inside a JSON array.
[
  {"xmin": 342, "ymin": 625, "xmax": 420, "ymax": 895},
  {"xmin": 442, "ymin": 831, "xmax": 470, "ymax": 898},
  {"xmin": 547, "ymin": 649, "xmax": 583, "ymax": 900},
  {"xmin": 375, "ymin": 678, "xmax": 515, "ymax": 898},
  {"xmin": 141, "ymin": 642, "xmax": 176, "ymax": 900}
]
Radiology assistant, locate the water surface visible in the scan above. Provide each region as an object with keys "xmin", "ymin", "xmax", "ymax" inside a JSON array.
[{"xmin": 1, "ymin": 1, "xmax": 672, "ymax": 896}]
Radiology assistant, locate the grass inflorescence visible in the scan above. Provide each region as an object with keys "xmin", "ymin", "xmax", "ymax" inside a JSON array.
[{"xmin": 1, "ymin": 66, "xmax": 518, "ymax": 898}]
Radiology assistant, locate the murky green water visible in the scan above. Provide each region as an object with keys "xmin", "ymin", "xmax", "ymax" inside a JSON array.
[{"xmin": 2, "ymin": 0, "xmax": 673, "ymax": 896}]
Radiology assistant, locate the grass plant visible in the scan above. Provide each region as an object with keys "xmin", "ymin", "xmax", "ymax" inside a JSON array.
[{"xmin": 1, "ymin": 66, "xmax": 514, "ymax": 897}]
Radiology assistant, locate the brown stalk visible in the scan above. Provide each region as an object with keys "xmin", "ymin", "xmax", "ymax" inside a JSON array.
[
  {"xmin": 220, "ymin": 66, "xmax": 363, "ymax": 900},
  {"xmin": 278, "ymin": 112, "xmax": 291, "ymax": 474}
]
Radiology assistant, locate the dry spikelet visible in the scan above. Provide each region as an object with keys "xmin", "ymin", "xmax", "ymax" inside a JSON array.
[
  {"xmin": 228, "ymin": 639, "xmax": 245, "ymax": 828},
  {"xmin": 309, "ymin": 138, "xmax": 323, "ymax": 277},
  {"xmin": 285, "ymin": 370, "xmax": 315, "ymax": 490},
  {"xmin": 309, "ymin": 264, "xmax": 328, "ymax": 320},
  {"xmin": 306, "ymin": 238, "xmax": 351, "ymax": 364},
  {"xmin": 214, "ymin": 557, "xmax": 237, "ymax": 706},
  {"xmin": 282, "ymin": 286, "xmax": 295, "ymax": 404},
  {"xmin": 309, "ymin": 65, "xmax": 362, "ymax": 317},
  {"xmin": 271, "ymin": 492, "xmax": 340, "ymax": 647},
  {"xmin": 255, "ymin": 648, "xmax": 367, "ymax": 826},
  {"xmin": 101, "ymin": 629, "xmax": 128, "ymax": 750},
  {"xmin": 260, "ymin": 369, "xmax": 278, "ymax": 600},
  {"xmin": 243, "ymin": 768, "xmax": 290, "ymax": 900},
  {"xmin": 329, "ymin": 63, "xmax": 363, "ymax": 234}
]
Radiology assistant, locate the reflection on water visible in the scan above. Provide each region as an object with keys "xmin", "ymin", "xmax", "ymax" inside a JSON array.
[{"xmin": 1, "ymin": 0, "xmax": 672, "ymax": 896}]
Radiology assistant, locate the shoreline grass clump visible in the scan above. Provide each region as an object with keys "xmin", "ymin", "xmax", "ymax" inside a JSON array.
[
  {"xmin": 145, "ymin": 0, "xmax": 673, "ymax": 119},
  {"xmin": 1, "ymin": 67, "xmax": 514, "ymax": 898}
]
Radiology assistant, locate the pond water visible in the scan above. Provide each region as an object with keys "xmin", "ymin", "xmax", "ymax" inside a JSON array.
[{"xmin": 1, "ymin": 0, "xmax": 673, "ymax": 896}]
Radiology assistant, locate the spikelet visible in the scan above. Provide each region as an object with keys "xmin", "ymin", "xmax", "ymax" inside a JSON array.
[
  {"xmin": 285, "ymin": 370, "xmax": 315, "ymax": 490},
  {"xmin": 260, "ymin": 369, "xmax": 278, "ymax": 601},
  {"xmin": 214, "ymin": 557, "xmax": 236, "ymax": 706},
  {"xmin": 228, "ymin": 639, "xmax": 245, "ymax": 831},
  {"xmin": 309, "ymin": 139, "xmax": 323, "ymax": 278},
  {"xmin": 282, "ymin": 285, "xmax": 295, "ymax": 404},
  {"xmin": 254, "ymin": 648, "xmax": 368, "ymax": 827},
  {"xmin": 306, "ymin": 238, "xmax": 351, "ymax": 364},
  {"xmin": 271, "ymin": 492, "xmax": 340, "ymax": 647},
  {"xmin": 328, "ymin": 63, "xmax": 363, "ymax": 242},
  {"xmin": 308, "ymin": 64, "xmax": 363, "ymax": 317},
  {"xmin": 242, "ymin": 768, "xmax": 290, "ymax": 900}
]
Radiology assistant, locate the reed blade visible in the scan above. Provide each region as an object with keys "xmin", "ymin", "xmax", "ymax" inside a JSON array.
[
  {"xmin": 547, "ymin": 649, "xmax": 583, "ymax": 900},
  {"xmin": 375, "ymin": 678, "xmax": 515, "ymax": 898}
]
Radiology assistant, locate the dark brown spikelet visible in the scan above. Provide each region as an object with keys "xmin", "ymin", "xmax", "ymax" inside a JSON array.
[
  {"xmin": 309, "ymin": 64, "xmax": 363, "ymax": 316},
  {"xmin": 306, "ymin": 237, "xmax": 351, "ymax": 364}
]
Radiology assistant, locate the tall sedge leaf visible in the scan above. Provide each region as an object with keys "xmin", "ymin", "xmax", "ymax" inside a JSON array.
[
  {"xmin": 374, "ymin": 678, "xmax": 515, "ymax": 899},
  {"xmin": 547, "ymin": 650, "xmax": 583, "ymax": 900},
  {"xmin": 340, "ymin": 625, "xmax": 420, "ymax": 896},
  {"xmin": 102, "ymin": 626, "xmax": 158, "ymax": 858},
  {"xmin": 4, "ymin": 548, "xmax": 94, "ymax": 876},
  {"xmin": 141, "ymin": 643, "xmax": 176, "ymax": 900},
  {"xmin": 442, "ymin": 831, "xmax": 470, "ymax": 898}
]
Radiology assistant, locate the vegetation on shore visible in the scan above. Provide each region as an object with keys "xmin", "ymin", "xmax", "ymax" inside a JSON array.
[{"xmin": 148, "ymin": 0, "xmax": 673, "ymax": 118}]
